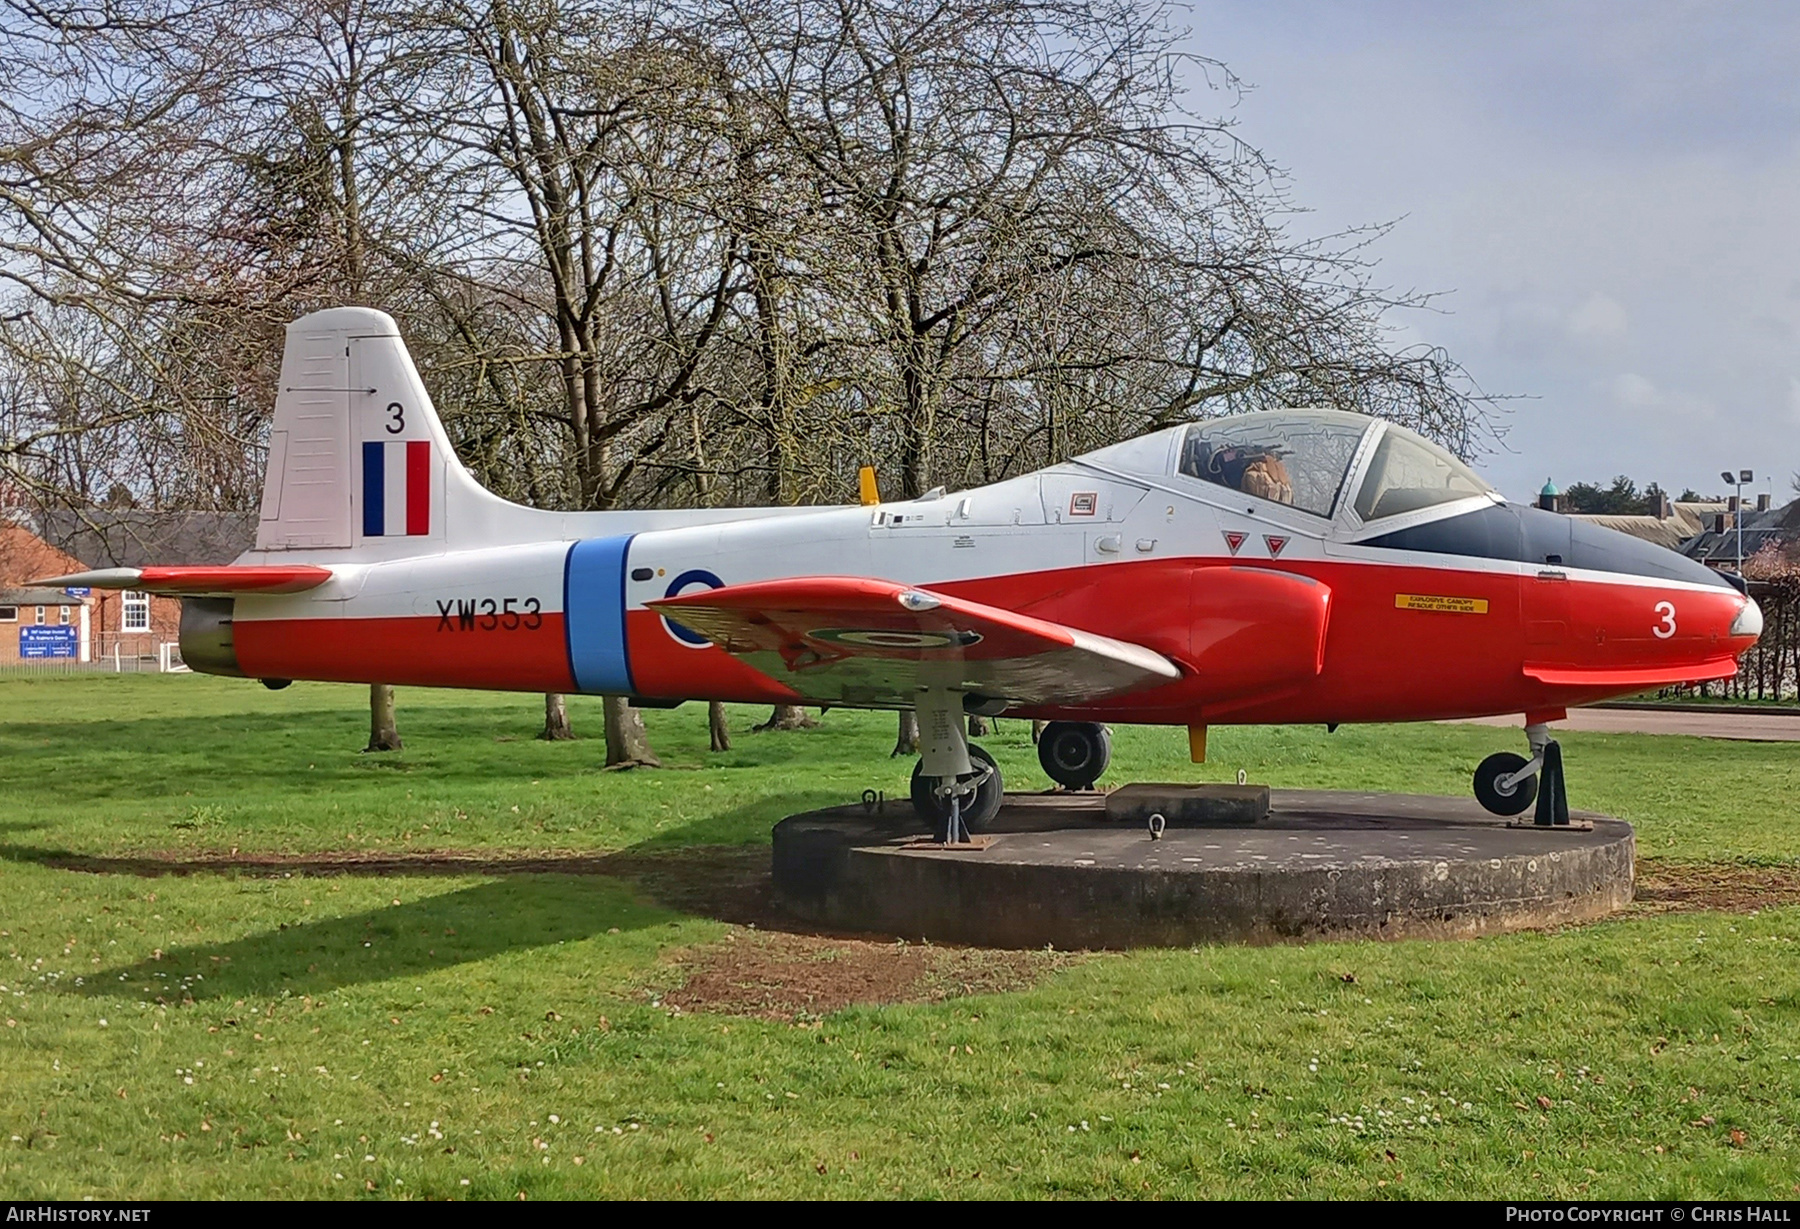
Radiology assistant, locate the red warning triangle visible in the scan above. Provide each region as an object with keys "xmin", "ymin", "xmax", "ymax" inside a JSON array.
[
  {"xmin": 1222, "ymin": 531, "xmax": 1247, "ymax": 555},
  {"xmin": 1264, "ymin": 534, "xmax": 1289, "ymax": 557}
]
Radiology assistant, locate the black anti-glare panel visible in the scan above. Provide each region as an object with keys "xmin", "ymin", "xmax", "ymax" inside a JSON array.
[{"xmin": 1360, "ymin": 503, "xmax": 1736, "ymax": 590}]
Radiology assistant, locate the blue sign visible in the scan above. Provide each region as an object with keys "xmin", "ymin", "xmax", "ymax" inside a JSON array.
[
  {"xmin": 19, "ymin": 625, "xmax": 79, "ymax": 659},
  {"xmin": 63, "ymin": 587, "xmax": 90, "ymax": 597}
]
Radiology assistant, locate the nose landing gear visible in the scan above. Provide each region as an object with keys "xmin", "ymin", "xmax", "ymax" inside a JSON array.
[
  {"xmin": 1473, "ymin": 751, "xmax": 1538, "ymax": 816},
  {"xmin": 1473, "ymin": 721, "xmax": 1574, "ymax": 826}
]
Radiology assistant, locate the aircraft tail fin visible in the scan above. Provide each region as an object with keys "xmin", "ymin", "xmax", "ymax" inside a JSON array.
[{"xmin": 257, "ymin": 307, "xmax": 490, "ymax": 553}]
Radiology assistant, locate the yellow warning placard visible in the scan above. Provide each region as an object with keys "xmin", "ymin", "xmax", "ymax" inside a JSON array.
[{"xmin": 1395, "ymin": 593, "xmax": 1489, "ymax": 615}]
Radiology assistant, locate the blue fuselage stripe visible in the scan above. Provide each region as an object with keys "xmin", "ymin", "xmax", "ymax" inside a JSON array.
[
  {"xmin": 361, "ymin": 441, "xmax": 385, "ymax": 537},
  {"xmin": 564, "ymin": 535, "xmax": 635, "ymax": 694}
]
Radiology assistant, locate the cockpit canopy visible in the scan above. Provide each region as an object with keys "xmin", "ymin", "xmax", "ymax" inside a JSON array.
[{"xmin": 1157, "ymin": 408, "xmax": 1491, "ymax": 523}]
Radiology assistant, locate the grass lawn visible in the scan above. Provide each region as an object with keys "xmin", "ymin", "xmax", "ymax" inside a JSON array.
[{"xmin": 0, "ymin": 675, "xmax": 1797, "ymax": 1198}]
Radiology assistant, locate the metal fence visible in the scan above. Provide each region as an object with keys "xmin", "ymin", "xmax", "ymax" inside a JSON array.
[{"xmin": 0, "ymin": 641, "xmax": 186, "ymax": 677}]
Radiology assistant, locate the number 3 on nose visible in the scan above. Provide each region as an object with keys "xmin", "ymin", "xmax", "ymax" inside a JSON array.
[{"xmin": 1652, "ymin": 600, "xmax": 1676, "ymax": 639}]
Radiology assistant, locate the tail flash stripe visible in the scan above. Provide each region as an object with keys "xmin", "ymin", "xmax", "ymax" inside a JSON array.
[
  {"xmin": 362, "ymin": 441, "xmax": 386, "ymax": 537},
  {"xmin": 406, "ymin": 440, "xmax": 431, "ymax": 535}
]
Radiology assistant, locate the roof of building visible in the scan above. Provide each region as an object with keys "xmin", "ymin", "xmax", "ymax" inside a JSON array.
[
  {"xmin": 1540, "ymin": 479, "xmax": 1559, "ymax": 497},
  {"xmin": 1680, "ymin": 496, "xmax": 1800, "ymax": 562},
  {"xmin": 0, "ymin": 587, "xmax": 84, "ymax": 606},
  {"xmin": 1554, "ymin": 492, "xmax": 1759, "ymax": 556},
  {"xmin": 35, "ymin": 510, "xmax": 256, "ymax": 568},
  {"xmin": 1673, "ymin": 500, "xmax": 1727, "ymax": 522},
  {"xmin": 1567, "ymin": 514, "xmax": 1690, "ymax": 551},
  {"xmin": 1563, "ymin": 498, "xmax": 1718, "ymax": 547},
  {"xmin": 0, "ymin": 521, "xmax": 89, "ymax": 588}
]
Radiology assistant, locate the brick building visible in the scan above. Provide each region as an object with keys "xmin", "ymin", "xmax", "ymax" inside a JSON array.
[
  {"xmin": 0, "ymin": 520, "xmax": 98, "ymax": 665},
  {"xmin": 0, "ymin": 510, "xmax": 256, "ymax": 667}
]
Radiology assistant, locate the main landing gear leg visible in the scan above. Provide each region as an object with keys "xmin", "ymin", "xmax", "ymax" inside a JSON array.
[{"xmin": 908, "ymin": 690, "xmax": 1004, "ymax": 842}]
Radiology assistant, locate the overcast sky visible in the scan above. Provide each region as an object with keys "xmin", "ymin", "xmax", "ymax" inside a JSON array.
[{"xmin": 1187, "ymin": 0, "xmax": 1800, "ymax": 504}]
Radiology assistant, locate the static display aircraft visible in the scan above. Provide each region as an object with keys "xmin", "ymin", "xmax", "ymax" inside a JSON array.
[{"xmin": 42, "ymin": 308, "xmax": 1764, "ymax": 839}]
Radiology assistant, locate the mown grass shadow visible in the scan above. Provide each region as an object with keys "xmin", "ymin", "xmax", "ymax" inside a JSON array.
[
  {"xmin": 0, "ymin": 708, "xmax": 591, "ymax": 804},
  {"xmin": 0, "ymin": 701, "xmax": 904, "ymax": 805},
  {"xmin": 71, "ymin": 874, "xmax": 667, "ymax": 1003},
  {"xmin": 621, "ymin": 788, "xmax": 846, "ymax": 850},
  {"xmin": 19, "ymin": 793, "xmax": 857, "ymax": 1000}
]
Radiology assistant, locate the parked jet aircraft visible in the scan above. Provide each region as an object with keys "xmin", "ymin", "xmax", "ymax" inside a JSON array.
[{"xmin": 42, "ymin": 308, "xmax": 1763, "ymax": 839}]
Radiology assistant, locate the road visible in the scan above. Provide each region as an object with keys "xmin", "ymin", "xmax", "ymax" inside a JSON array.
[{"xmin": 1452, "ymin": 708, "xmax": 1800, "ymax": 742}]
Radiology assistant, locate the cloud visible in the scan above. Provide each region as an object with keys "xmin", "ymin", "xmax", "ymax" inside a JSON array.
[
  {"xmin": 1190, "ymin": 1, "xmax": 1800, "ymax": 498},
  {"xmin": 1608, "ymin": 372, "xmax": 1716, "ymax": 422},
  {"xmin": 1567, "ymin": 292, "xmax": 1627, "ymax": 342},
  {"xmin": 1611, "ymin": 372, "xmax": 1658, "ymax": 407}
]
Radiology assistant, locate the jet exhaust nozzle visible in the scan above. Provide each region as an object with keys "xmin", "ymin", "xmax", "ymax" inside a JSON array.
[{"xmin": 178, "ymin": 597, "xmax": 244, "ymax": 677}]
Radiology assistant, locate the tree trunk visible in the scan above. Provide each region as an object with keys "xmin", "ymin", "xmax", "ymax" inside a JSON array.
[
  {"xmin": 1031, "ymin": 720, "xmax": 1046, "ymax": 744},
  {"xmin": 754, "ymin": 703, "xmax": 817, "ymax": 731},
  {"xmin": 540, "ymin": 692, "xmax": 573, "ymax": 741},
  {"xmin": 708, "ymin": 700, "xmax": 731, "ymax": 752},
  {"xmin": 967, "ymin": 713, "xmax": 990, "ymax": 737},
  {"xmin": 602, "ymin": 695, "xmax": 660, "ymax": 768},
  {"xmin": 892, "ymin": 709, "xmax": 919, "ymax": 757},
  {"xmin": 365, "ymin": 683, "xmax": 402, "ymax": 752}
]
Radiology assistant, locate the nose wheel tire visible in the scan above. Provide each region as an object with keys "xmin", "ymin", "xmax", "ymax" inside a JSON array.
[
  {"xmin": 911, "ymin": 744, "xmax": 1004, "ymax": 841},
  {"xmin": 1037, "ymin": 721, "xmax": 1111, "ymax": 789},
  {"xmin": 1473, "ymin": 751, "xmax": 1538, "ymax": 816}
]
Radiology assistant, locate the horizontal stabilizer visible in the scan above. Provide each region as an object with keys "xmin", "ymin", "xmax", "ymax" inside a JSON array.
[
  {"xmin": 1524, "ymin": 661, "xmax": 1737, "ymax": 688},
  {"xmin": 649, "ymin": 575, "xmax": 1180, "ymax": 708},
  {"xmin": 31, "ymin": 565, "xmax": 332, "ymax": 597}
]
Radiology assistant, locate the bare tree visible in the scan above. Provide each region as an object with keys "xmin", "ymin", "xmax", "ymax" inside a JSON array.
[
  {"xmin": 0, "ymin": 0, "xmax": 1504, "ymax": 782},
  {"xmin": 892, "ymin": 710, "xmax": 919, "ymax": 757},
  {"xmin": 365, "ymin": 681, "xmax": 403, "ymax": 751},
  {"xmin": 602, "ymin": 695, "xmax": 661, "ymax": 768},
  {"xmin": 409, "ymin": 1, "xmax": 768, "ymax": 765},
  {"xmin": 541, "ymin": 692, "xmax": 573, "ymax": 739},
  {"xmin": 755, "ymin": 704, "xmax": 816, "ymax": 731},
  {"xmin": 235, "ymin": 1, "xmax": 435, "ymax": 752}
]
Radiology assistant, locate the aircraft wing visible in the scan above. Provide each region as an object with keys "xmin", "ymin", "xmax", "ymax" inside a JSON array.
[
  {"xmin": 648, "ymin": 576, "xmax": 1181, "ymax": 708},
  {"xmin": 30, "ymin": 565, "xmax": 332, "ymax": 597}
]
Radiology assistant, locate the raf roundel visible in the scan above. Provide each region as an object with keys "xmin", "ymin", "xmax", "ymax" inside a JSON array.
[{"xmin": 662, "ymin": 569, "xmax": 724, "ymax": 646}]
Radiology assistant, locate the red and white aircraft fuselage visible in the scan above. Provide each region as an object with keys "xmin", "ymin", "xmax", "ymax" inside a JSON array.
[{"xmin": 45, "ymin": 308, "xmax": 1762, "ymax": 827}]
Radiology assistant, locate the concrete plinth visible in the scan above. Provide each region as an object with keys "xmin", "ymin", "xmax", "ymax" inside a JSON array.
[
  {"xmin": 1104, "ymin": 783, "xmax": 1270, "ymax": 826},
  {"xmin": 772, "ymin": 789, "xmax": 1634, "ymax": 949}
]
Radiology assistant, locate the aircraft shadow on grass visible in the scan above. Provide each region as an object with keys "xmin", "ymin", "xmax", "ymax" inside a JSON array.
[
  {"xmin": 3, "ymin": 793, "xmax": 849, "ymax": 1001},
  {"xmin": 69, "ymin": 875, "xmax": 664, "ymax": 1003}
]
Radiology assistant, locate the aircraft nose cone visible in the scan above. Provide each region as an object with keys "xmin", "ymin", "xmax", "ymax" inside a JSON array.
[{"xmin": 1731, "ymin": 597, "xmax": 1764, "ymax": 641}]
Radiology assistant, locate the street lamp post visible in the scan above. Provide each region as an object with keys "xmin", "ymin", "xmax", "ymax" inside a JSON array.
[{"xmin": 1720, "ymin": 468, "xmax": 1754, "ymax": 572}]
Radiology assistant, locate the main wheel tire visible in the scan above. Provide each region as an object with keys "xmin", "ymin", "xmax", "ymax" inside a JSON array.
[
  {"xmin": 911, "ymin": 745, "xmax": 1004, "ymax": 841},
  {"xmin": 1473, "ymin": 750, "xmax": 1538, "ymax": 816},
  {"xmin": 1037, "ymin": 721, "xmax": 1111, "ymax": 789}
]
